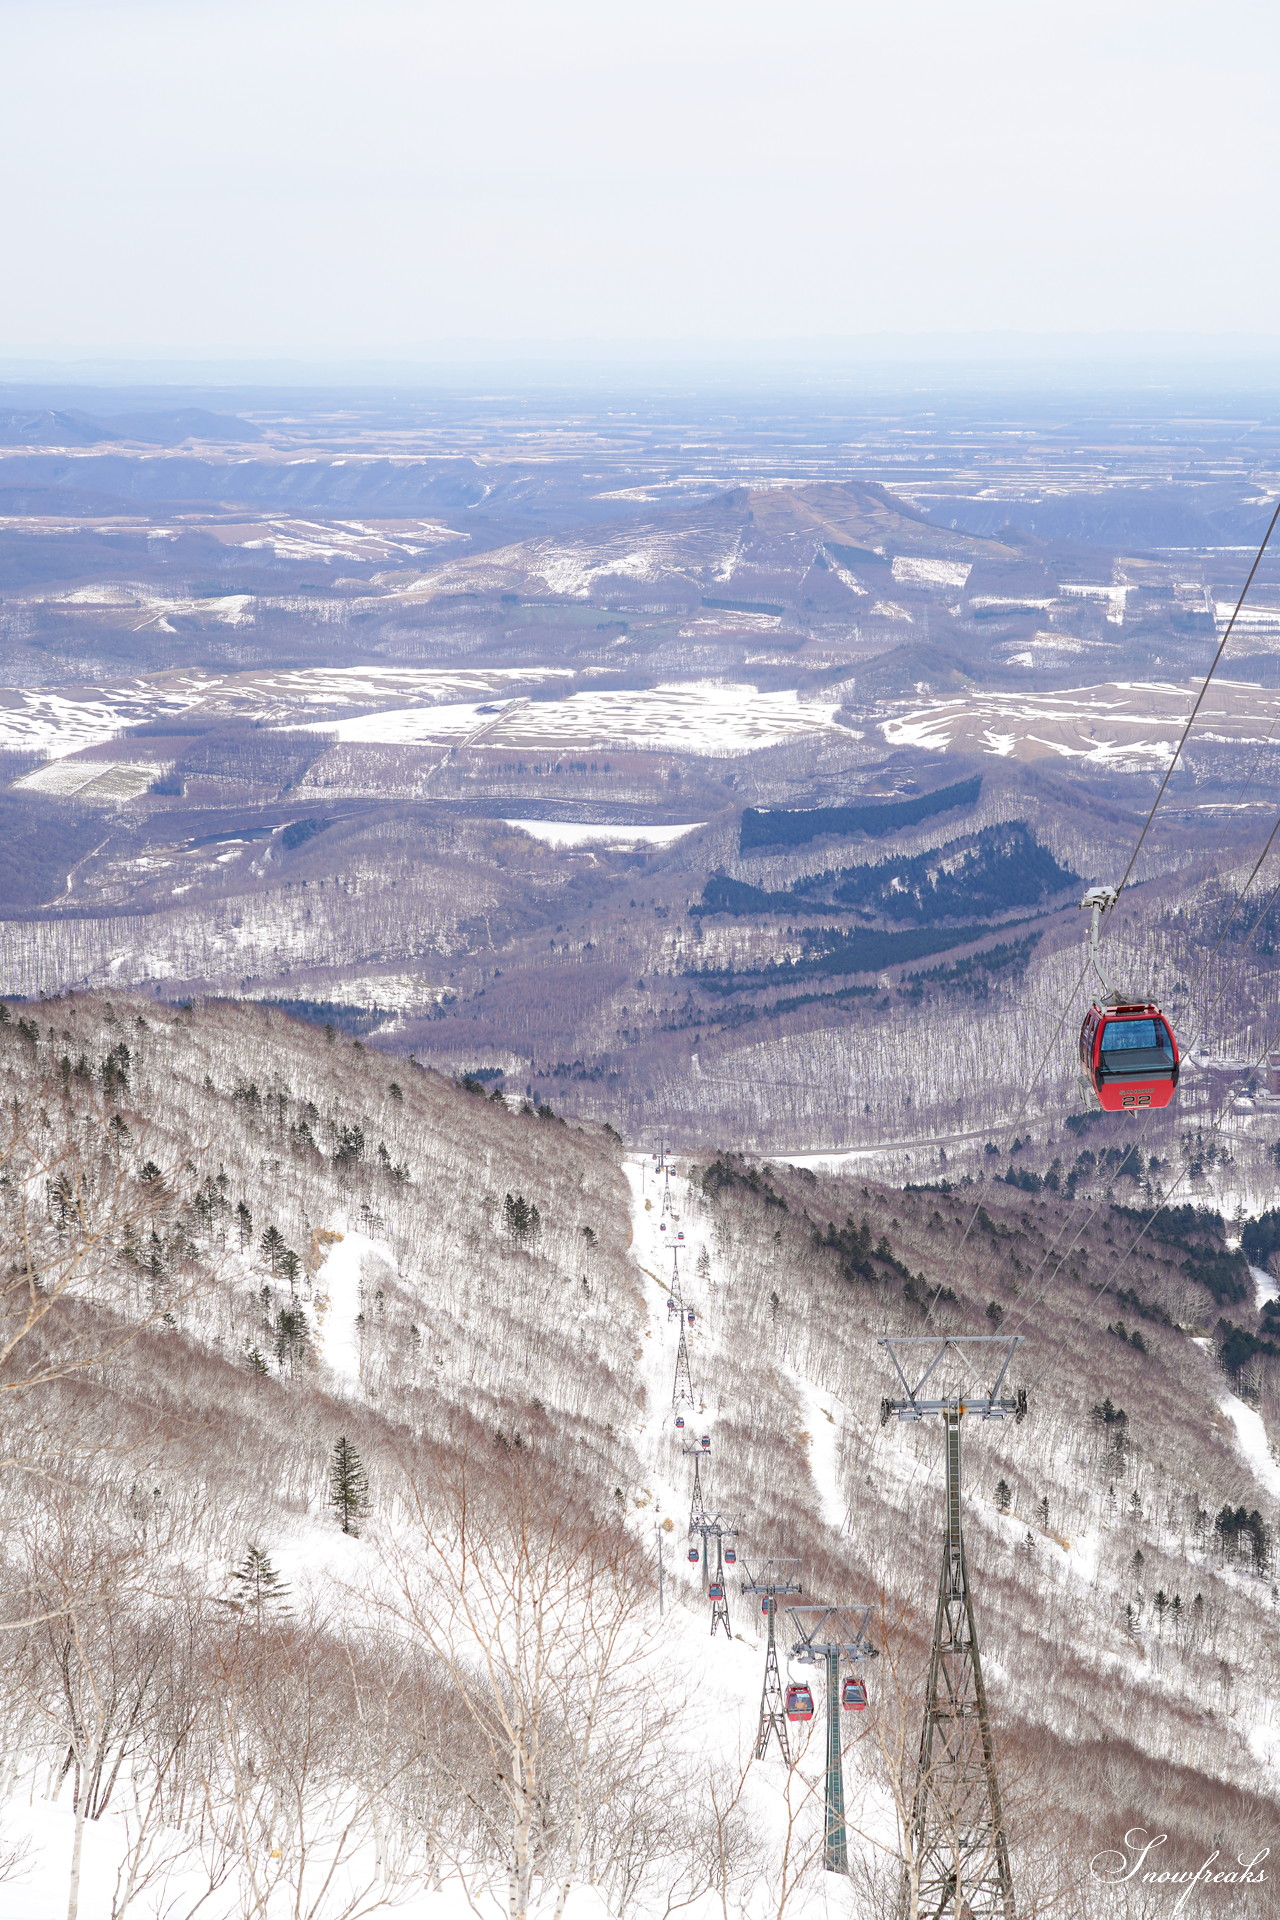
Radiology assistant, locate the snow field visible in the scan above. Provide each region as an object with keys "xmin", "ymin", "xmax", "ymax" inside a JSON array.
[
  {"xmin": 1218, "ymin": 1393, "xmax": 1280, "ymax": 1500},
  {"xmin": 618, "ymin": 1157, "xmax": 897, "ymax": 1911},
  {"xmin": 890, "ymin": 556, "xmax": 971, "ymax": 590},
  {"xmin": 15, "ymin": 758, "xmax": 160, "ymax": 803},
  {"xmin": 0, "ymin": 665, "xmax": 589, "ymax": 773},
  {"xmin": 502, "ymin": 820, "xmax": 706, "ymax": 849},
  {"xmin": 1249, "ymin": 1263, "xmax": 1279, "ymax": 1309},
  {"xmin": 312, "ymin": 1216, "xmax": 397, "ymax": 1388},
  {"xmin": 878, "ymin": 677, "xmax": 1280, "ymax": 768},
  {"xmin": 312, "ymin": 683, "xmax": 843, "ymax": 758}
]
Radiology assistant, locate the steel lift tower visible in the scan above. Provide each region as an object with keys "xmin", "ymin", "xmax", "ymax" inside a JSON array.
[
  {"xmin": 741, "ymin": 1559, "xmax": 804, "ymax": 1761},
  {"xmin": 880, "ymin": 1335, "xmax": 1024, "ymax": 1920},
  {"xmin": 670, "ymin": 1247, "xmax": 696, "ymax": 1413},
  {"xmin": 646, "ymin": 1135, "xmax": 676, "ymax": 1219},
  {"xmin": 788, "ymin": 1604, "xmax": 878, "ymax": 1874},
  {"xmin": 683, "ymin": 1437, "xmax": 711, "ymax": 1538},
  {"xmin": 692, "ymin": 1519, "xmax": 733, "ymax": 1636},
  {"xmin": 672, "ymin": 1318, "xmax": 695, "ymax": 1412}
]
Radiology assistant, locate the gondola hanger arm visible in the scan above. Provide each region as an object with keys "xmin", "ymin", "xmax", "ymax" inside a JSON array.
[{"xmin": 1080, "ymin": 884, "xmax": 1119, "ymax": 1002}]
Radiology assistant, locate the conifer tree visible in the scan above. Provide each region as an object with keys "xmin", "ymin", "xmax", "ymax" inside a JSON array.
[
  {"xmin": 224, "ymin": 1545, "xmax": 290, "ymax": 1619},
  {"xmin": 504, "ymin": 1192, "xmax": 540, "ymax": 1242},
  {"xmin": 330, "ymin": 1435, "xmax": 369, "ymax": 1536},
  {"xmin": 261, "ymin": 1224, "xmax": 287, "ymax": 1273}
]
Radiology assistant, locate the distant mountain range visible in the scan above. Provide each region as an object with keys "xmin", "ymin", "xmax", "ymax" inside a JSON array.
[{"xmin": 0, "ymin": 405, "xmax": 262, "ymax": 447}]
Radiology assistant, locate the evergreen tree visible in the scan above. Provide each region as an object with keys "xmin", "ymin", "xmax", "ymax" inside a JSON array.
[
  {"xmin": 261, "ymin": 1224, "xmax": 287, "ymax": 1273},
  {"xmin": 224, "ymin": 1545, "xmax": 290, "ymax": 1619},
  {"xmin": 330, "ymin": 1435, "xmax": 369, "ymax": 1536},
  {"xmin": 995, "ymin": 1478, "xmax": 1011, "ymax": 1513},
  {"xmin": 503, "ymin": 1192, "xmax": 541, "ymax": 1242}
]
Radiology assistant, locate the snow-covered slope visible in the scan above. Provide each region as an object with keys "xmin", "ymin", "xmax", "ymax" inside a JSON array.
[{"xmin": 0, "ymin": 998, "xmax": 1275, "ymax": 1919}]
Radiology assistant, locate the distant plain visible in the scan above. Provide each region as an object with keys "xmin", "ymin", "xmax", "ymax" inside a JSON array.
[{"xmin": 5, "ymin": 377, "xmax": 1280, "ymax": 1180}]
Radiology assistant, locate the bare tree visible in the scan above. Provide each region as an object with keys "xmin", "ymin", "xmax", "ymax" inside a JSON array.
[
  {"xmin": 0, "ymin": 1067, "xmax": 217, "ymax": 1409},
  {"xmin": 372, "ymin": 1445, "xmax": 683, "ymax": 1920},
  {"xmin": 16, "ymin": 1509, "xmax": 190, "ymax": 1920}
]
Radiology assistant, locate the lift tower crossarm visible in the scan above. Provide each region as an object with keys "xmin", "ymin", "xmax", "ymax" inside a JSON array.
[
  {"xmin": 739, "ymin": 1557, "xmax": 803, "ymax": 1597},
  {"xmin": 878, "ymin": 1334, "xmax": 1024, "ymax": 1422},
  {"xmin": 786, "ymin": 1604, "xmax": 877, "ymax": 1665}
]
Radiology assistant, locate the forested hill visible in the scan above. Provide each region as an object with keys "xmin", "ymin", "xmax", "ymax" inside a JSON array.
[{"xmin": 0, "ymin": 994, "xmax": 1276, "ymax": 1918}]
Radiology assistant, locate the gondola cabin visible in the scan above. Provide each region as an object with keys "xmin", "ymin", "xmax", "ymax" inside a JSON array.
[
  {"xmin": 674, "ymin": 1414, "xmax": 685, "ymax": 1429},
  {"xmin": 841, "ymin": 1678, "xmax": 868, "ymax": 1711},
  {"xmin": 1080, "ymin": 1002, "xmax": 1179, "ymax": 1110},
  {"xmin": 761, "ymin": 1597, "xmax": 774, "ymax": 1615},
  {"xmin": 708, "ymin": 1581, "xmax": 725, "ymax": 1600},
  {"xmin": 686, "ymin": 1309, "xmax": 696, "ymax": 1325},
  {"xmin": 785, "ymin": 1684, "xmax": 815, "ymax": 1722},
  {"xmin": 687, "ymin": 1547, "xmax": 700, "ymax": 1563},
  {"xmin": 667, "ymin": 1298, "xmax": 678, "ymax": 1316},
  {"xmin": 724, "ymin": 1544, "xmax": 736, "ymax": 1564},
  {"xmin": 700, "ymin": 1435, "xmax": 711, "ymax": 1452}
]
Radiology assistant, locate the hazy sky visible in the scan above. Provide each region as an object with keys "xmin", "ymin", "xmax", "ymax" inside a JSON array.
[{"xmin": 3, "ymin": 0, "xmax": 1279, "ymax": 356}]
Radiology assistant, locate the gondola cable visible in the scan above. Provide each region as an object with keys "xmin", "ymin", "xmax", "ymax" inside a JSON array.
[
  {"xmin": 918, "ymin": 954, "xmax": 1094, "ymax": 1311},
  {"xmin": 1003, "ymin": 811, "xmax": 1280, "ymax": 1342},
  {"xmin": 1024, "ymin": 1011, "xmax": 1280, "ymax": 1395},
  {"xmin": 923, "ymin": 495, "xmax": 1280, "ymax": 1313},
  {"xmin": 1110, "ymin": 493, "xmax": 1280, "ymax": 906},
  {"xmin": 695, "ymin": 488, "xmax": 1280, "ymax": 1332},
  {"xmin": 1005, "ymin": 887, "xmax": 1280, "ymax": 1351},
  {"xmin": 1003, "ymin": 848, "xmax": 1280, "ymax": 1338}
]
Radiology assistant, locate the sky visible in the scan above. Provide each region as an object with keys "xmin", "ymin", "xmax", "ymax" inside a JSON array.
[{"xmin": 3, "ymin": 0, "xmax": 1279, "ymax": 361}]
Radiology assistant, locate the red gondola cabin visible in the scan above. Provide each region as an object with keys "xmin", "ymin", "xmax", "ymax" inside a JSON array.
[
  {"xmin": 723, "ymin": 1545, "xmax": 736, "ymax": 1564},
  {"xmin": 708, "ymin": 1581, "xmax": 725, "ymax": 1600},
  {"xmin": 841, "ymin": 1677, "xmax": 868, "ymax": 1711},
  {"xmin": 1080, "ymin": 1002, "xmax": 1179, "ymax": 1110},
  {"xmin": 687, "ymin": 1547, "xmax": 700, "ymax": 1563},
  {"xmin": 785, "ymin": 1684, "xmax": 815, "ymax": 1722}
]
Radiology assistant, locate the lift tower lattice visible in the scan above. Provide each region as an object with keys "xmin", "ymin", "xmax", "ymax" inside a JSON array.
[
  {"xmin": 740, "ymin": 1559, "xmax": 803, "ymax": 1762},
  {"xmin": 880, "ymin": 1335, "xmax": 1024, "ymax": 1920},
  {"xmin": 683, "ymin": 1439, "xmax": 711, "ymax": 1538},
  {"xmin": 670, "ymin": 1247, "xmax": 696, "ymax": 1412},
  {"xmin": 692, "ymin": 1519, "xmax": 734, "ymax": 1636},
  {"xmin": 788, "ymin": 1604, "xmax": 877, "ymax": 1874}
]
